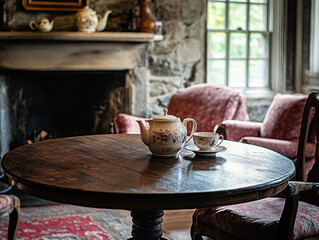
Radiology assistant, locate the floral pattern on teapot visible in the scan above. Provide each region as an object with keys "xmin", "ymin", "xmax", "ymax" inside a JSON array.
[
  {"xmin": 76, "ymin": 13, "xmax": 97, "ymax": 29},
  {"xmin": 159, "ymin": 147, "xmax": 174, "ymax": 153},
  {"xmin": 75, "ymin": 6, "xmax": 112, "ymax": 32},
  {"xmin": 151, "ymin": 128, "xmax": 186, "ymax": 145}
]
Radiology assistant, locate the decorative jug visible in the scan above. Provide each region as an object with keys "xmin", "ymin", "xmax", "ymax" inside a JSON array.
[
  {"xmin": 137, "ymin": 108, "xmax": 197, "ymax": 157},
  {"xmin": 75, "ymin": 6, "xmax": 112, "ymax": 32},
  {"xmin": 137, "ymin": 0, "xmax": 158, "ymax": 33},
  {"xmin": 29, "ymin": 18, "xmax": 54, "ymax": 32}
]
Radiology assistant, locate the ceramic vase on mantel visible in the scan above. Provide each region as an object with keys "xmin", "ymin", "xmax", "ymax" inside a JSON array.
[{"xmin": 137, "ymin": 0, "xmax": 158, "ymax": 33}]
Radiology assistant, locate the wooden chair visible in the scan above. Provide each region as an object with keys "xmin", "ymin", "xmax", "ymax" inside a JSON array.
[
  {"xmin": 191, "ymin": 91, "xmax": 319, "ymax": 240},
  {"xmin": 0, "ymin": 195, "xmax": 20, "ymax": 240}
]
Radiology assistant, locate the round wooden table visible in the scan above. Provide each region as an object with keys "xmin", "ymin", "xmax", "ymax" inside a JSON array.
[{"xmin": 2, "ymin": 134, "xmax": 295, "ymax": 240}]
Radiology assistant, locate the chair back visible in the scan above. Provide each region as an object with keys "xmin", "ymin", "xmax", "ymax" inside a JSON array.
[
  {"xmin": 114, "ymin": 84, "xmax": 249, "ymax": 134},
  {"xmin": 296, "ymin": 91, "xmax": 319, "ymax": 182},
  {"xmin": 168, "ymin": 84, "xmax": 249, "ymax": 133},
  {"xmin": 260, "ymin": 93, "xmax": 309, "ymax": 141}
]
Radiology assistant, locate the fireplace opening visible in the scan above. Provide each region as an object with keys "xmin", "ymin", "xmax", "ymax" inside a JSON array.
[{"xmin": 2, "ymin": 70, "xmax": 131, "ymax": 152}]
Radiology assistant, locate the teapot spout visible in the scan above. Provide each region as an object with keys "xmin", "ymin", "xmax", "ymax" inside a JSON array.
[
  {"xmin": 96, "ymin": 10, "xmax": 112, "ymax": 32},
  {"xmin": 136, "ymin": 120, "xmax": 150, "ymax": 146},
  {"xmin": 50, "ymin": 20, "xmax": 55, "ymax": 29}
]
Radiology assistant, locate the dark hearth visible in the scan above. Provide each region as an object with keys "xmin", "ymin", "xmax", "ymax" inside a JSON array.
[
  {"xmin": 3, "ymin": 70, "xmax": 130, "ymax": 151},
  {"xmin": 26, "ymin": 129, "xmax": 53, "ymax": 144}
]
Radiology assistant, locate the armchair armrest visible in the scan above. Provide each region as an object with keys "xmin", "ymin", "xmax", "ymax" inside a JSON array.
[
  {"xmin": 215, "ymin": 120, "xmax": 262, "ymax": 141},
  {"xmin": 240, "ymin": 137, "xmax": 316, "ymax": 160},
  {"xmin": 282, "ymin": 181, "xmax": 319, "ymax": 197},
  {"xmin": 114, "ymin": 113, "xmax": 148, "ymax": 134},
  {"xmin": 240, "ymin": 137, "xmax": 316, "ymax": 180}
]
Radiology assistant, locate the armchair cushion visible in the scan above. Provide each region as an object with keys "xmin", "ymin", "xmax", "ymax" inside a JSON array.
[
  {"xmin": 240, "ymin": 137, "xmax": 316, "ymax": 161},
  {"xmin": 260, "ymin": 94, "xmax": 307, "ymax": 141},
  {"xmin": 193, "ymin": 197, "xmax": 319, "ymax": 240},
  {"xmin": 216, "ymin": 120, "xmax": 262, "ymax": 142},
  {"xmin": 240, "ymin": 137, "xmax": 316, "ymax": 180},
  {"xmin": 114, "ymin": 113, "xmax": 148, "ymax": 134}
]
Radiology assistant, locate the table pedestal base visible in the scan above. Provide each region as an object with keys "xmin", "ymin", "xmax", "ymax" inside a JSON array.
[{"xmin": 128, "ymin": 210, "xmax": 167, "ymax": 240}]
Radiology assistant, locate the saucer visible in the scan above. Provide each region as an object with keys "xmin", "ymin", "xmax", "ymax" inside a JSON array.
[{"xmin": 185, "ymin": 145, "xmax": 227, "ymax": 157}]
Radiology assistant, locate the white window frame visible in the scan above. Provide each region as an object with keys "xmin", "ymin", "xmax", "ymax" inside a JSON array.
[
  {"xmin": 206, "ymin": 0, "xmax": 286, "ymax": 99},
  {"xmin": 310, "ymin": 0, "xmax": 319, "ymax": 74},
  {"xmin": 302, "ymin": 0, "xmax": 319, "ymax": 93}
]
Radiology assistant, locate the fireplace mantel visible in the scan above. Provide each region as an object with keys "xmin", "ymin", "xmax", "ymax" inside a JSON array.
[
  {"xmin": 0, "ymin": 31, "xmax": 163, "ymax": 42},
  {"xmin": 0, "ymin": 32, "xmax": 161, "ymax": 71}
]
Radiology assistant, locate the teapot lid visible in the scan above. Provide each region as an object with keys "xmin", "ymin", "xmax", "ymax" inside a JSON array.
[
  {"xmin": 78, "ymin": 6, "xmax": 96, "ymax": 13},
  {"xmin": 153, "ymin": 108, "xmax": 177, "ymax": 121}
]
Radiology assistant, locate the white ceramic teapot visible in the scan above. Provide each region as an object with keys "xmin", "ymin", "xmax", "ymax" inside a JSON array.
[
  {"xmin": 29, "ymin": 18, "xmax": 54, "ymax": 32},
  {"xmin": 137, "ymin": 108, "xmax": 197, "ymax": 157},
  {"xmin": 75, "ymin": 6, "xmax": 112, "ymax": 32}
]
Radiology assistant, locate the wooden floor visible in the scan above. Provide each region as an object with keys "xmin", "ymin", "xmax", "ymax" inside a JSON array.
[{"xmin": 162, "ymin": 209, "xmax": 194, "ymax": 240}]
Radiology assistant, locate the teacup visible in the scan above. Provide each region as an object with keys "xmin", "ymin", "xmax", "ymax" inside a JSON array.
[{"xmin": 193, "ymin": 132, "xmax": 224, "ymax": 150}]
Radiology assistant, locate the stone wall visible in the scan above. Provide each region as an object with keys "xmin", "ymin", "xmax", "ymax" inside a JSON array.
[{"xmin": 148, "ymin": 0, "xmax": 205, "ymax": 116}]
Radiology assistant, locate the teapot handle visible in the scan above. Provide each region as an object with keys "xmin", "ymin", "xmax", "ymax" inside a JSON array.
[
  {"xmin": 29, "ymin": 20, "xmax": 36, "ymax": 31},
  {"xmin": 182, "ymin": 118, "xmax": 197, "ymax": 142}
]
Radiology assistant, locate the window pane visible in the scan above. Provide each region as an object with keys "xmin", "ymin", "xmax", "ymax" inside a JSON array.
[
  {"xmin": 230, "ymin": 33, "xmax": 247, "ymax": 58},
  {"xmin": 229, "ymin": 60, "xmax": 246, "ymax": 87},
  {"xmin": 207, "ymin": 2, "xmax": 226, "ymax": 29},
  {"xmin": 229, "ymin": 3, "xmax": 247, "ymax": 30},
  {"xmin": 231, "ymin": 0, "xmax": 247, "ymax": 2},
  {"xmin": 249, "ymin": 60, "xmax": 268, "ymax": 87},
  {"xmin": 249, "ymin": 4, "xmax": 267, "ymax": 31},
  {"xmin": 207, "ymin": 60, "xmax": 226, "ymax": 85},
  {"xmin": 208, "ymin": 32, "xmax": 226, "ymax": 58},
  {"xmin": 250, "ymin": 0, "xmax": 267, "ymax": 3},
  {"xmin": 250, "ymin": 33, "xmax": 269, "ymax": 58}
]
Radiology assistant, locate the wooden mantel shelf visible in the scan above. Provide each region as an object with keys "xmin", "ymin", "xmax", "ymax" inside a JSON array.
[
  {"xmin": 0, "ymin": 31, "xmax": 159, "ymax": 71},
  {"xmin": 0, "ymin": 31, "xmax": 163, "ymax": 42}
]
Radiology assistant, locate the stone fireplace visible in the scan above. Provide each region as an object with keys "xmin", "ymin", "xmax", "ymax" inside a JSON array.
[{"xmin": 0, "ymin": 31, "xmax": 157, "ymax": 156}]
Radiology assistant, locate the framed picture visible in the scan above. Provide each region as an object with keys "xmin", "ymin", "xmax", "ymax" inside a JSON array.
[{"xmin": 23, "ymin": 0, "xmax": 89, "ymax": 11}]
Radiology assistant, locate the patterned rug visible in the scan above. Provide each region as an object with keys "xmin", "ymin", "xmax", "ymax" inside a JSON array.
[{"xmin": 0, "ymin": 204, "xmax": 135, "ymax": 240}]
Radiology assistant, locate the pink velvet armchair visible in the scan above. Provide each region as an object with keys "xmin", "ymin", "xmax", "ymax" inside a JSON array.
[
  {"xmin": 114, "ymin": 84, "xmax": 249, "ymax": 134},
  {"xmin": 216, "ymin": 93, "xmax": 316, "ymax": 180}
]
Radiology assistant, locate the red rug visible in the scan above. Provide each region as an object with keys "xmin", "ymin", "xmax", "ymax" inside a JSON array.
[{"xmin": 0, "ymin": 204, "xmax": 133, "ymax": 239}]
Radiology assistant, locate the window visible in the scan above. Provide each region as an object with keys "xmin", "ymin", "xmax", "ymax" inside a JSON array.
[{"xmin": 206, "ymin": 0, "xmax": 270, "ymax": 90}]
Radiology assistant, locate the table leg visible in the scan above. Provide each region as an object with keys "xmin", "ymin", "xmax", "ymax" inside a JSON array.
[{"xmin": 128, "ymin": 210, "xmax": 167, "ymax": 240}]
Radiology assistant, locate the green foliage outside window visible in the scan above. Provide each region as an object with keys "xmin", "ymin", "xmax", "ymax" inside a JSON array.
[{"xmin": 207, "ymin": 0, "xmax": 269, "ymax": 88}]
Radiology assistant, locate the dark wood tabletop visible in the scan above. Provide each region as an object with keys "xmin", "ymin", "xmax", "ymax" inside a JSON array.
[
  {"xmin": 2, "ymin": 134, "xmax": 295, "ymax": 240},
  {"xmin": 2, "ymin": 134, "xmax": 295, "ymax": 210}
]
